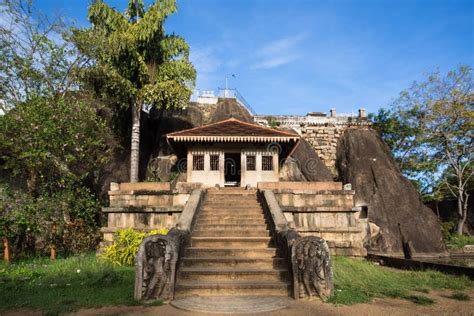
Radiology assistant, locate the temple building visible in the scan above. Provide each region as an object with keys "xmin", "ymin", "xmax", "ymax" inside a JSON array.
[{"xmin": 166, "ymin": 118, "xmax": 300, "ymax": 187}]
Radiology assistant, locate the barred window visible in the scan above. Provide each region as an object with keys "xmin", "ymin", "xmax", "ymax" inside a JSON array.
[
  {"xmin": 246, "ymin": 155, "xmax": 256, "ymax": 171},
  {"xmin": 262, "ymin": 155, "xmax": 273, "ymax": 171},
  {"xmin": 210, "ymin": 154, "xmax": 219, "ymax": 171},
  {"xmin": 192, "ymin": 154, "xmax": 204, "ymax": 171}
]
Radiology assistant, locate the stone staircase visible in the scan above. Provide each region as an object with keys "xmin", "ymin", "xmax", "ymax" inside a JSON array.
[{"xmin": 175, "ymin": 188, "xmax": 290, "ymax": 297}]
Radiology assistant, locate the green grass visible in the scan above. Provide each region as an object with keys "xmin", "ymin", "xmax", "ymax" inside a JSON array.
[
  {"xmin": 0, "ymin": 253, "xmax": 160, "ymax": 315},
  {"xmin": 328, "ymin": 256, "xmax": 473, "ymax": 305},
  {"xmin": 0, "ymin": 254, "xmax": 472, "ymax": 313},
  {"xmin": 446, "ymin": 234, "xmax": 474, "ymax": 249}
]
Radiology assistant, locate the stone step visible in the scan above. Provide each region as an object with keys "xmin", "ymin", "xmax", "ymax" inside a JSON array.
[
  {"xmin": 201, "ymin": 205, "xmax": 262, "ymax": 209},
  {"xmin": 190, "ymin": 237, "xmax": 273, "ymax": 248},
  {"xmin": 181, "ymin": 257, "xmax": 286, "ymax": 269},
  {"xmin": 193, "ymin": 224, "xmax": 268, "ymax": 231},
  {"xmin": 207, "ymin": 190, "xmax": 257, "ymax": 195},
  {"xmin": 192, "ymin": 230, "xmax": 270, "ymax": 237},
  {"xmin": 198, "ymin": 214, "xmax": 265, "ymax": 221},
  {"xmin": 205, "ymin": 197, "xmax": 259, "ymax": 201},
  {"xmin": 178, "ymin": 267, "xmax": 289, "ymax": 282},
  {"xmin": 204, "ymin": 198, "xmax": 259, "ymax": 203},
  {"xmin": 206, "ymin": 197, "xmax": 258, "ymax": 201},
  {"xmin": 200, "ymin": 208, "xmax": 264, "ymax": 213},
  {"xmin": 185, "ymin": 247, "xmax": 279, "ymax": 258},
  {"xmin": 199, "ymin": 211, "xmax": 265, "ymax": 217},
  {"xmin": 175, "ymin": 280, "xmax": 290, "ymax": 297},
  {"xmin": 196, "ymin": 218, "xmax": 268, "ymax": 225},
  {"xmin": 203, "ymin": 203, "xmax": 261, "ymax": 208},
  {"xmin": 207, "ymin": 192, "xmax": 257, "ymax": 199}
]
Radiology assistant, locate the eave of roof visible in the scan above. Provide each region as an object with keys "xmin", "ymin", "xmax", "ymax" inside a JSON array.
[{"xmin": 167, "ymin": 118, "xmax": 300, "ymax": 143}]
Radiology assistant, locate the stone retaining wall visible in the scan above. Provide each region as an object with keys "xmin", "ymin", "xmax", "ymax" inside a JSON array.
[
  {"xmin": 257, "ymin": 181, "xmax": 342, "ymax": 191},
  {"xmin": 100, "ymin": 182, "xmax": 192, "ymax": 245},
  {"xmin": 272, "ymin": 187, "xmax": 368, "ymax": 256}
]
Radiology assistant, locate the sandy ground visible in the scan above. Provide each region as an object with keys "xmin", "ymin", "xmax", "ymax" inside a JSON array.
[{"xmin": 2, "ymin": 290, "xmax": 474, "ymax": 316}]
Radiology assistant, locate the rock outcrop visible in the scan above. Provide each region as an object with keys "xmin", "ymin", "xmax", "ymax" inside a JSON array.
[
  {"xmin": 288, "ymin": 138, "xmax": 333, "ymax": 182},
  {"xmin": 210, "ymin": 99, "xmax": 254, "ymax": 123},
  {"xmin": 336, "ymin": 129, "xmax": 447, "ymax": 255}
]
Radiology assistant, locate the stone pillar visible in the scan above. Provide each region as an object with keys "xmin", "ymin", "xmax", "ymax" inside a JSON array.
[
  {"xmin": 330, "ymin": 108, "xmax": 337, "ymax": 118},
  {"xmin": 358, "ymin": 108, "xmax": 366, "ymax": 118}
]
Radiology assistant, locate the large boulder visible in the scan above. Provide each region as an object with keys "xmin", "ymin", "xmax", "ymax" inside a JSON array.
[
  {"xmin": 279, "ymin": 157, "xmax": 307, "ymax": 181},
  {"xmin": 336, "ymin": 128, "xmax": 447, "ymax": 255},
  {"xmin": 210, "ymin": 98, "xmax": 254, "ymax": 123},
  {"xmin": 290, "ymin": 138, "xmax": 333, "ymax": 181}
]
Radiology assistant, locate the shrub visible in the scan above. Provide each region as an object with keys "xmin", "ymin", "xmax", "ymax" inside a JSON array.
[
  {"xmin": 446, "ymin": 234, "xmax": 474, "ymax": 249},
  {"xmin": 440, "ymin": 221, "xmax": 456, "ymax": 240},
  {"xmin": 101, "ymin": 228, "xmax": 168, "ymax": 266},
  {"xmin": 62, "ymin": 220, "xmax": 101, "ymax": 255},
  {"xmin": 1, "ymin": 184, "xmax": 103, "ymax": 259}
]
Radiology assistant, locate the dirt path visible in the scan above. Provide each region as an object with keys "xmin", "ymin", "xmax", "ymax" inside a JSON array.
[{"xmin": 3, "ymin": 290, "xmax": 473, "ymax": 316}]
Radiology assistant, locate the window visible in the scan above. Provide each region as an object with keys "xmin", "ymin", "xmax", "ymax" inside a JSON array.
[
  {"xmin": 210, "ymin": 154, "xmax": 219, "ymax": 171},
  {"xmin": 246, "ymin": 155, "xmax": 256, "ymax": 171},
  {"xmin": 192, "ymin": 154, "xmax": 204, "ymax": 171},
  {"xmin": 262, "ymin": 155, "xmax": 273, "ymax": 171}
]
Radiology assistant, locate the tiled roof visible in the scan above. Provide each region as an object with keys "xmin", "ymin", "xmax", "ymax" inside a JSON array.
[{"xmin": 167, "ymin": 118, "xmax": 300, "ymax": 143}]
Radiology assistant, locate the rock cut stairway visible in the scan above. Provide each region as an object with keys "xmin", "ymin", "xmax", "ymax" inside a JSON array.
[{"xmin": 175, "ymin": 188, "xmax": 290, "ymax": 297}]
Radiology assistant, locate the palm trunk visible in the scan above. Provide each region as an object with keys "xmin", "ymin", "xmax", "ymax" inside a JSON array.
[
  {"xmin": 456, "ymin": 195, "xmax": 465, "ymax": 235},
  {"xmin": 130, "ymin": 102, "xmax": 141, "ymax": 183},
  {"xmin": 3, "ymin": 238, "xmax": 10, "ymax": 264}
]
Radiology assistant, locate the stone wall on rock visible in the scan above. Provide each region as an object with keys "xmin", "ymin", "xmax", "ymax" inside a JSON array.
[
  {"xmin": 254, "ymin": 113, "xmax": 370, "ymax": 176},
  {"xmin": 299, "ymin": 125, "xmax": 346, "ymax": 174}
]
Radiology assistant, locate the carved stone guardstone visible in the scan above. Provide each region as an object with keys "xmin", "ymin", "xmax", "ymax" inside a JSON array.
[
  {"xmin": 291, "ymin": 236, "xmax": 334, "ymax": 300},
  {"xmin": 134, "ymin": 233, "xmax": 182, "ymax": 302}
]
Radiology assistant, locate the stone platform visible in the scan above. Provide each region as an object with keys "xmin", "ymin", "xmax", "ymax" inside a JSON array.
[{"xmin": 171, "ymin": 296, "xmax": 292, "ymax": 314}]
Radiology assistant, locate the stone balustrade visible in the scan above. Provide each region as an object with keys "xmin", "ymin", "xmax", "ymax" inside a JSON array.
[
  {"xmin": 259, "ymin": 182, "xmax": 368, "ymax": 257},
  {"xmin": 99, "ymin": 182, "xmax": 195, "ymax": 246}
]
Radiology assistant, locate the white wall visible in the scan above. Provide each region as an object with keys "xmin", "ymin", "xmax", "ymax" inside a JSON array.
[{"xmin": 186, "ymin": 144, "xmax": 279, "ymax": 188}]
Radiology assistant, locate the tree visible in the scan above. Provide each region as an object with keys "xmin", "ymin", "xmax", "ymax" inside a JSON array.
[
  {"xmin": 0, "ymin": 0, "xmax": 84, "ymax": 111},
  {"xmin": 373, "ymin": 66, "xmax": 473, "ymax": 235},
  {"xmin": 72, "ymin": 0, "xmax": 196, "ymax": 182},
  {"xmin": 0, "ymin": 96, "xmax": 114, "ymax": 194}
]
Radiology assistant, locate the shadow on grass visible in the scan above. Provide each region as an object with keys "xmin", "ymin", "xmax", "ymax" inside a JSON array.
[
  {"xmin": 0, "ymin": 253, "xmax": 161, "ymax": 315},
  {"xmin": 445, "ymin": 292, "xmax": 471, "ymax": 301}
]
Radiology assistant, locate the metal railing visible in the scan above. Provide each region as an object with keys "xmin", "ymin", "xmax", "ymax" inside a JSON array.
[
  {"xmin": 217, "ymin": 88, "xmax": 256, "ymax": 116},
  {"xmin": 190, "ymin": 88, "xmax": 257, "ymax": 116}
]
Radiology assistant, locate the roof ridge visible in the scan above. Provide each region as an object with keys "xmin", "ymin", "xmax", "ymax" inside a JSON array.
[
  {"xmin": 166, "ymin": 118, "xmax": 236, "ymax": 137},
  {"xmin": 167, "ymin": 117, "xmax": 298, "ymax": 138}
]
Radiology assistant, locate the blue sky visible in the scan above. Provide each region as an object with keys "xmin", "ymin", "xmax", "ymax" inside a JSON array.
[{"xmin": 36, "ymin": 0, "xmax": 473, "ymax": 115}]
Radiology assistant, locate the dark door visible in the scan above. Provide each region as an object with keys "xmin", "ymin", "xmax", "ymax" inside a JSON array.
[{"xmin": 224, "ymin": 153, "xmax": 241, "ymax": 185}]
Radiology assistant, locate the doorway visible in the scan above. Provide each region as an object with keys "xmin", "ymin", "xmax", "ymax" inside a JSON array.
[{"xmin": 224, "ymin": 153, "xmax": 241, "ymax": 186}]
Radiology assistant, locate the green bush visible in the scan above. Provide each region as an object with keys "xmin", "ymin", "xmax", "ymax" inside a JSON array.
[
  {"xmin": 101, "ymin": 228, "xmax": 169, "ymax": 266},
  {"xmin": 440, "ymin": 221, "xmax": 456, "ymax": 240},
  {"xmin": 62, "ymin": 220, "xmax": 101, "ymax": 255},
  {"xmin": 446, "ymin": 234, "xmax": 474, "ymax": 249},
  {"xmin": 0, "ymin": 184, "xmax": 103, "ymax": 258}
]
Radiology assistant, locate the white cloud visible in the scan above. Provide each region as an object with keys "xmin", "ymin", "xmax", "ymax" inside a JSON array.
[
  {"xmin": 252, "ymin": 54, "xmax": 301, "ymax": 70},
  {"xmin": 189, "ymin": 46, "xmax": 222, "ymax": 88},
  {"xmin": 190, "ymin": 46, "xmax": 221, "ymax": 74},
  {"xmin": 251, "ymin": 32, "xmax": 308, "ymax": 70}
]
